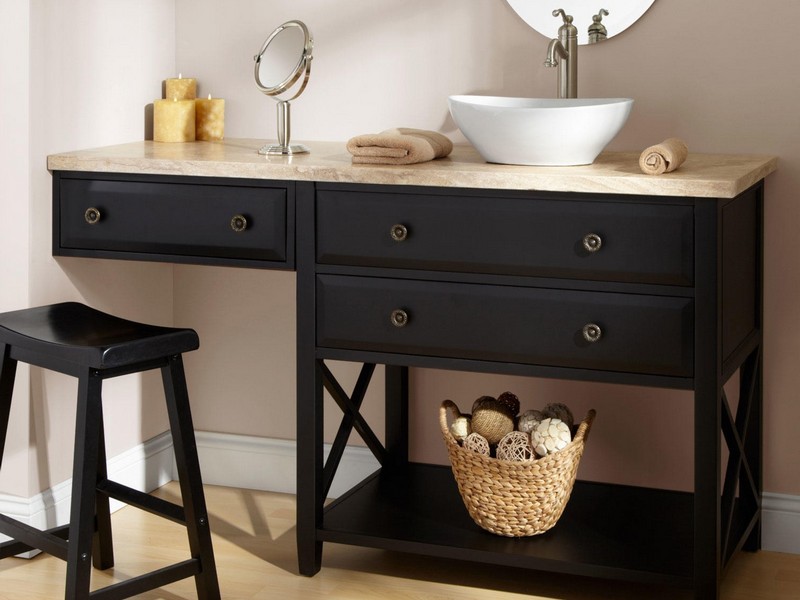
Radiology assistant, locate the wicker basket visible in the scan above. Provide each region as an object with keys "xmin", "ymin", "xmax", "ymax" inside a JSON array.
[{"xmin": 440, "ymin": 399, "xmax": 596, "ymax": 537}]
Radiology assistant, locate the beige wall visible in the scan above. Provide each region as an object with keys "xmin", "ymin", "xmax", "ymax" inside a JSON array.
[
  {"xmin": 0, "ymin": 0, "xmax": 33, "ymax": 499},
  {"xmin": 0, "ymin": 0, "xmax": 177, "ymax": 498},
  {"xmin": 174, "ymin": 0, "xmax": 800, "ymax": 496}
]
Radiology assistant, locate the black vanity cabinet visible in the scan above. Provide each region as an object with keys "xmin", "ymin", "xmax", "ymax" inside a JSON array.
[
  {"xmin": 296, "ymin": 181, "xmax": 763, "ymax": 600},
  {"xmin": 49, "ymin": 146, "xmax": 767, "ymax": 600}
]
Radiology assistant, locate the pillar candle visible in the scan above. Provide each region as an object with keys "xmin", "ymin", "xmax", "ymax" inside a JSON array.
[
  {"xmin": 153, "ymin": 98, "xmax": 196, "ymax": 142},
  {"xmin": 195, "ymin": 94, "xmax": 225, "ymax": 141},
  {"xmin": 165, "ymin": 74, "xmax": 197, "ymax": 100}
]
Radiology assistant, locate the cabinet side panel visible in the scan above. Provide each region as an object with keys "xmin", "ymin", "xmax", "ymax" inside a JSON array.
[{"xmin": 721, "ymin": 186, "xmax": 760, "ymax": 360}]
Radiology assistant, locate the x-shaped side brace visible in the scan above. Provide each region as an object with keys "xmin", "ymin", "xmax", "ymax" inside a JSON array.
[
  {"xmin": 720, "ymin": 348, "xmax": 761, "ymax": 565},
  {"xmin": 319, "ymin": 360, "xmax": 387, "ymax": 498}
]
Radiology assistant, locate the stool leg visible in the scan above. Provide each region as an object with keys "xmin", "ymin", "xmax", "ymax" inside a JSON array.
[
  {"xmin": 92, "ymin": 402, "xmax": 114, "ymax": 570},
  {"xmin": 65, "ymin": 370, "xmax": 103, "ymax": 600},
  {"xmin": 162, "ymin": 355, "xmax": 221, "ymax": 600},
  {"xmin": 0, "ymin": 344, "xmax": 18, "ymax": 470}
]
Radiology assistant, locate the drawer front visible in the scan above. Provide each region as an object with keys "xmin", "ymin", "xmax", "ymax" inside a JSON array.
[
  {"xmin": 317, "ymin": 275, "xmax": 694, "ymax": 377},
  {"xmin": 59, "ymin": 178, "xmax": 287, "ymax": 262},
  {"xmin": 317, "ymin": 190, "xmax": 693, "ymax": 285}
]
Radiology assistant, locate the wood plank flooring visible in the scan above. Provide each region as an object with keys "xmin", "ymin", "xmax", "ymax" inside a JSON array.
[{"xmin": 0, "ymin": 482, "xmax": 798, "ymax": 599}]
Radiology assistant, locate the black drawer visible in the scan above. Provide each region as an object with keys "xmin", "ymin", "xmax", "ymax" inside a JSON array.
[
  {"xmin": 317, "ymin": 190, "xmax": 693, "ymax": 285},
  {"xmin": 58, "ymin": 177, "xmax": 287, "ymax": 263},
  {"xmin": 317, "ymin": 275, "xmax": 694, "ymax": 377}
]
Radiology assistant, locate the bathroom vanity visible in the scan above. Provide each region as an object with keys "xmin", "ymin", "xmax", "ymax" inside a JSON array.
[{"xmin": 48, "ymin": 139, "xmax": 776, "ymax": 599}]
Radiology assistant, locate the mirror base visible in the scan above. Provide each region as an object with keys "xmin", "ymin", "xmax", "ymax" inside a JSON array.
[{"xmin": 259, "ymin": 143, "xmax": 310, "ymax": 155}]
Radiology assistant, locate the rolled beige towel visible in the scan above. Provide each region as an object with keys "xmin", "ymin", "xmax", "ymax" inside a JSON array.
[
  {"xmin": 346, "ymin": 128, "xmax": 453, "ymax": 165},
  {"xmin": 639, "ymin": 138, "xmax": 689, "ymax": 175}
]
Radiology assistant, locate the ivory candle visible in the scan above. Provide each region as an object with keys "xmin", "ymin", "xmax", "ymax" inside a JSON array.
[
  {"xmin": 195, "ymin": 94, "xmax": 225, "ymax": 141},
  {"xmin": 165, "ymin": 74, "xmax": 196, "ymax": 100},
  {"xmin": 153, "ymin": 98, "xmax": 196, "ymax": 142}
]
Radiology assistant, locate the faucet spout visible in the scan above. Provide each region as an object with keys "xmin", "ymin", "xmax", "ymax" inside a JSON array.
[{"xmin": 545, "ymin": 39, "xmax": 568, "ymax": 68}]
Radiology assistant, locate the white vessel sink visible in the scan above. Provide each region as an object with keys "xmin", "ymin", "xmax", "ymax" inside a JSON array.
[{"xmin": 448, "ymin": 95, "xmax": 633, "ymax": 166}]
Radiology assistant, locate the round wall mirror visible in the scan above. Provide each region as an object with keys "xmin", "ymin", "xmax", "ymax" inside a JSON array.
[
  {"xmin": 253, "ymin": 20, "xmax": 313, "ymax": 155},
  {"xmin": 505, "ymin": 1, "xmax": 655, "ymax": 45}
]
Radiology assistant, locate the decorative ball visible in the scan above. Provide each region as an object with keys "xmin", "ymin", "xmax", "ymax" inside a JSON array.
[
  {"xmin": 449, "ymin": 414, "xmax": 472, "ymax": 442},
  {"xmin": 496, "ymin": 391, "xmax": 521, "ymax": 416},
  {"xmin": 471, "ymin": 395, "xmax": 497, "ymax": 413},
  {"xmin": 463, "ymin": 432, "xmax": 491, "ymax": 456},
  {"xmin": 496, "ymin": 431, "xmax": 535, "ymax": 461},
  {"xmin": 531, "ymin": 417, "xmax": 572, "ymax": 457},
  {"xmin": 471, "ymin": 398, "xmax": 515, "ymax": 445},
  {"xmin": 517, "ymin": 409, "xmax": 544, "ymax": 434},
  {"xmin": 543, "ymin": 402, "xmax": 574, "ymax": 429}
]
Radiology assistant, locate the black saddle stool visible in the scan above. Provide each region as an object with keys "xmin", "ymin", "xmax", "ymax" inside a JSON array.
[{"xmin": 0, "ymin": 302, "xmax": 220, "ymax": 599}]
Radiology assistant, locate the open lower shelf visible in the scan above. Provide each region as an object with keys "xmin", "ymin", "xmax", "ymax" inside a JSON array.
[{"xmin": 319, "ymin": 463, "xmax": 694, "ymax": 587}]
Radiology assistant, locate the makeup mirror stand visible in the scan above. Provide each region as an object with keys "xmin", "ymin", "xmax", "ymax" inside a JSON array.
[
  {"xmin": 254, "ymin": 20, "xmax": 313, "ymax": 155},
  {"xmin": 260, "ymin": 99, "xmax": 309, "ymax": 155}
]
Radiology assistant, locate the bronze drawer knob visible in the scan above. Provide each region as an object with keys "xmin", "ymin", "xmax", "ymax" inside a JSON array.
[
  {"xmin": 582, "ymin": 233, "xmax": 602, "ymax": 252},
  {"xmin": 84, "ymin": 207, "xmax": 101, "ymax": 225},
  {"xmin": 582, "ymin": 323, "xmax": 603, "ymax": 343},
  {"xmin": 231, "ymin": 214, "xmax": 248, "ymax": 232},
  {"xmin": 390, "ymin": 309, "xmax": 409, "ymax": 328},
  {"xmin": 390, "ymin": 223, "xmax": 408, "ymax": 242}
]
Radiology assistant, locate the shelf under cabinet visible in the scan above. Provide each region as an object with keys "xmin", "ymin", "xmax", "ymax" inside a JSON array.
[{"xmin": 320, "ymin": 463, "xmax": 694, "ymax": 587}]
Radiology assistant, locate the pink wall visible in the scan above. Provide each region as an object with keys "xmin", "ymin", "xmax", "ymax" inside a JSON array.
[{"xmin": 0, "ymin": 0, "xmax": 177, "ymax": 497}]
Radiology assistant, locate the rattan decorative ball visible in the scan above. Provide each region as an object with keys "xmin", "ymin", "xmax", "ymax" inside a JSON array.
[
  {"xmin": 463, "ymin": 432, "xmax": 491, "ymax": 456},
  {"xmin": 531, "ymin": 417, "xmax": 572, "ymax": 457},
  {"xmin": 517, "ymin": 409, "xmax": 544, "ymax": 434},
  {"xmin": 496, "ymin": 391, "xmax": 521, "ymax": 416},
  {"xmin": 543, "ymin": 402, "xmax": 575, "ymax": 429},
  {"xmin": 471, "ymin": 398, "xmax": 515, "ymax": 445},
  {"xmin": 496, "ymin": 431, "xmax": 535, "ymax": 461},
  {"xmin": 449, "ymin": 414, "xmax": 472, "ymax": 442}
]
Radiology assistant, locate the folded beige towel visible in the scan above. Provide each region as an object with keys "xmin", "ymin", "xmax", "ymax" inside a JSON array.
[
  {"xmin": 639, "ymin": 138, "xmax": 689, "ymax": 175},
  {"xmin": 346, "ymin": 128, "xmax": 453, "ymax": 165}
]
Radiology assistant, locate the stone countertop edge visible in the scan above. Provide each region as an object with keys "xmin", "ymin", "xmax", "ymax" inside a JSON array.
[{"xmin": 47, "ymin": 139, "xmax": 778, "ymax": 199}]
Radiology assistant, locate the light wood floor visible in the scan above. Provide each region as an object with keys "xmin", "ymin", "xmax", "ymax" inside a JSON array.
[{"xmin": 1, "ymin": 481, "xmax": 798, "ymax": 599}]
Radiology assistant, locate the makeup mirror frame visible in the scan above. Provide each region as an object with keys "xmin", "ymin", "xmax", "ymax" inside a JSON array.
[{"xmin": 254, "ymin": 20, "xmax": 313, "ymax": 155}]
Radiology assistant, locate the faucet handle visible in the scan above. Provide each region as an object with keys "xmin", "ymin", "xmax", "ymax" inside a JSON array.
[
  {"xmin": 552, "ymin": 8, "xmax": 573, "ymax": 25},
  {"xmin": 593, "ymin": 8, "xmax": 610, "ymax": 22}
]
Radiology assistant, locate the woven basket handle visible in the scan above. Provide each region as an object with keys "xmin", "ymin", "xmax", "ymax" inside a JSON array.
[
  {"xmin": 440, "ymin": 399, "xmax": 463, "ymax": 441},
  {"xmin": 573, "ymin": 409, "xmax": 597, "ymax": 443}
]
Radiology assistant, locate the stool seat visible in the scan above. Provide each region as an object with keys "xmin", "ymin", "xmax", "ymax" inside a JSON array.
[{"xmin": 0, "ymin": 302, "xmax": 198, "ymax": 370}]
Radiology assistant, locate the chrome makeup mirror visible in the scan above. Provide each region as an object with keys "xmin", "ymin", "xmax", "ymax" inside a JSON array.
[
  {"xmin": 505, "ymin": 1, "xmax": 655, "ymax": 45},
  {"xmin": 254, "ymin": 20, "xmax": 313, "ymax": 155}
]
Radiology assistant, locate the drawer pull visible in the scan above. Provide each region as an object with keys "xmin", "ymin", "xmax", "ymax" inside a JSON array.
[
  {"xmin": 84, "ymin": 207, "xmax": 101, "ymax": 225},
  {"xmin": 390, "ymin": 223, "xmax": 408, "ymax": 242},
  {"xmin": 582, "ymin": 233, "xmax": 602, "ymax": 252},
  {"xmin": 230, "ymin": 214, "xmax": 248, "ymax": 232},
  {"xmin": 582, "ymin": 323, "xmax": 603, "ymax": 343},
  {"xmin": 390, "ymin": 309, "xmax": 409, "ymax": 328}
]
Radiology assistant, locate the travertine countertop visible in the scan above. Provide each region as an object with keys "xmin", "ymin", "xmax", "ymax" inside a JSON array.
[{"xmin": 47, "ymin": 139, "xmax": 778, "ymax": 198}]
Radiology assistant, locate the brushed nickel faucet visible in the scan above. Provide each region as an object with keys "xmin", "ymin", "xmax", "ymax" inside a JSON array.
[{"xmin": 544, "ymin": 9, "xmax": 578, "ymax": 99}]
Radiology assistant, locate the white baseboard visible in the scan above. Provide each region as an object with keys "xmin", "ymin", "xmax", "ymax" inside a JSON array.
[
  {"xmin": 762, "ymin": 492, "xmax": 800, "ymax": 554},
  {"xmin": 3, "ymin": 430, "xmax": 797, "ymax": 557},
  {"xmin": 0, "ymin": 431, "xmax": 175, "ymax": 553},
  {"xmin": 194, "ymin": 431, "xmax": 380, "ymax": 498}
]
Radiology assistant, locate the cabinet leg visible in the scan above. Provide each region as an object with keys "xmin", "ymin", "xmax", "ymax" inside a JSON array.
[
  {"xmin": 385, "ymin": 365, "xmax": 409, "ymax": 471},
  {"xmin": 297, "ymin": 358, "xmax": 324, "ymax": 576},
  {"xmin": 743, "ymin": 347, "xmax": 763, "ymax": 552},
  {"xmin": 298, "ymin": 540, "xmax": 323, "ymax": 576}
]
